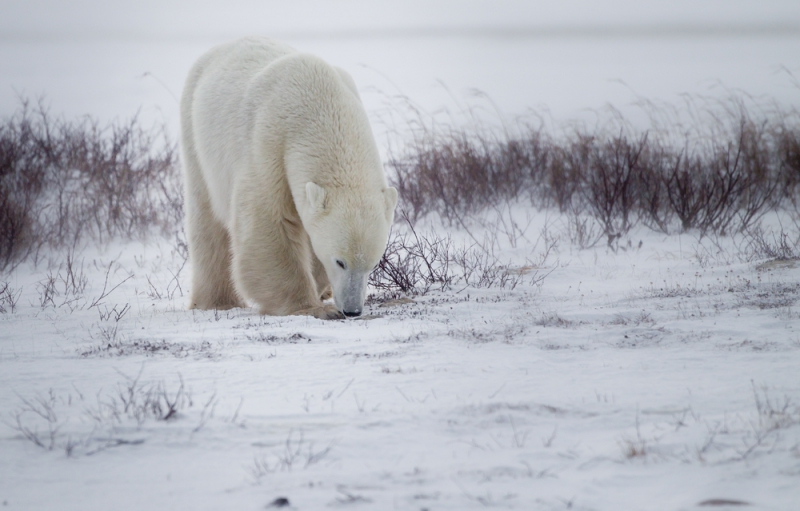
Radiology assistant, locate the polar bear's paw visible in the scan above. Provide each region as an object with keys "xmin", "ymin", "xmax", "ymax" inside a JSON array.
[{"xmin": 297, "ymin": 303, "xmax": 345, "ymax": 320}]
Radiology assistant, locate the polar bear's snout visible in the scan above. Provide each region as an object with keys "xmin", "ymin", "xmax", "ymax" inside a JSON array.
[{"xmin": 335, "ymin": 271, "xmax": 368, "ymax": 318}]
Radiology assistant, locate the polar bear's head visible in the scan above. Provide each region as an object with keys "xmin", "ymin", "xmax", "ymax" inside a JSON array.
[{"xmin": 304, "ymin": 182, "xmax": 397, "ymax": 317}]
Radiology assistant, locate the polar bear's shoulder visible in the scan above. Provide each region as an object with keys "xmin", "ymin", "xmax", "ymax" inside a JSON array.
[{"xmin": 188, "ymin": 38, "xmax": 296, "ymax": 85}]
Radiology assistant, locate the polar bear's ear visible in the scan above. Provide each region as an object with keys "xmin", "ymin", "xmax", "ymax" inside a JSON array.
[
  {"xmin": 383, "ymin": 187, "xmax": 398, "ymax": 224},
  {"xmin": 306, "ymin": 182, "xmax": 327, "ymax": 214}
]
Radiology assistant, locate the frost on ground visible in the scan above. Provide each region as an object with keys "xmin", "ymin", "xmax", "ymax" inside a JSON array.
[{"xmin": 1, "ymin": 211, "xmax": 799, "ymax": 511}]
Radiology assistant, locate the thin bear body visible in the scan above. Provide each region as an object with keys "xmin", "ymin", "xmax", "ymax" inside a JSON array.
[{"xmin": 181, "ymin": 37, "xmax": 397, "ymax": 318}]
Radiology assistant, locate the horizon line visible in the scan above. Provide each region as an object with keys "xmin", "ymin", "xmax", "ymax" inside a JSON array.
[{"xmin": 2, "ymin": 22, "xmax": 800, "ymax": 43}]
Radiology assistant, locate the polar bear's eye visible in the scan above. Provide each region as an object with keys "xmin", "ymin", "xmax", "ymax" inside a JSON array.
[{"xmin": 336, "ymin": 259, "xmax": 347, "ymax": 270}]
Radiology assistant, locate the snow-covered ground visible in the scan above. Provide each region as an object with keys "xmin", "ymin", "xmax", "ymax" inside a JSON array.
[
  {"xmin": 2, "ymin": 2, "xmax": 800, "ymax": 510},
  {"xmin": 1, "ymin": 215, "xmax": 799, "ymax": 510}
]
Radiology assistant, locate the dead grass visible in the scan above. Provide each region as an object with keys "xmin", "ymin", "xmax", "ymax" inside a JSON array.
[
  {"xmin": 80, "ymin": 338, "xmax": 216, "ymax": 358},
  {"xmin": 0, "ymin": 281, "xmax": 22, "ymax": 313},
  {"xmin": 745, "ymin": 226, "xmax": 800, "ymax": 261},
  {"xmin": 5, "ymin": 372, "xmax": 193, "ymax": 456}
]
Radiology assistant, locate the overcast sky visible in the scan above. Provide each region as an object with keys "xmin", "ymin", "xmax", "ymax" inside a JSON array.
[
  {"xmin": 1, "ymin": 0, "xmax": 798, "ymax": 136},
  {"xmin": 2, "ymin": 0, "xmax": 799, "ymax": 40}
]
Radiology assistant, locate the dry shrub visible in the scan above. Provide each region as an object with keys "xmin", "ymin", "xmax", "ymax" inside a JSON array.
[
  {"xmin": 386, "ymin": 96, "xmax": 800, "ymax": 243},
  {"xmin": 660, "ymin": 120, "xmax": 781, "ymax": 235},
  {"xmin": 391, "ymin": 132, "xmax": 522, "ymax": 224},
  {"xmin": 581, "ymin": 133, "xmax": 647, "ymax": 244},
  {"xmin": 774, "ymin": 118, "xmax": 800, "ymax": 207},
  {"xmin": 0, "ymin": 99, "xmax": 181, "ymax": 271},
  {"xmin": 369, "ymin": 213, "xmax": 533, "ymax": 294}
]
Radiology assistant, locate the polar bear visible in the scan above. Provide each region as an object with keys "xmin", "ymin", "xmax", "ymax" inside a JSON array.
[{"xmin": 181, "ymin": 37, "xmax": 397, "ymax": 319}]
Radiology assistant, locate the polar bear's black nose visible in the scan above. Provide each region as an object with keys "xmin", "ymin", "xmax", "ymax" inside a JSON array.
[{"xmin": 344, "ymin": 310, "xmax": 362, "ymax": 318}]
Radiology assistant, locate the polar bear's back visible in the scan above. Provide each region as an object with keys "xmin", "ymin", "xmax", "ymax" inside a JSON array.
[
  {"xmin": 181, "ymin": 37, "xmax": 297, "ymax": 226},
  {"xmin": 182, "ymin": 37, "xmax": 383, "ymax": 229}
]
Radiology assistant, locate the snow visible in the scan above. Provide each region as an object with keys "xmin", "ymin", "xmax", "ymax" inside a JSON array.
[
  {"xmin": 2, "ymin": 2, "xmax": 800, "ymax": 510},
  {"xmin": 2, "ymin": 217, "xmax": 798, "ymax": 510}
]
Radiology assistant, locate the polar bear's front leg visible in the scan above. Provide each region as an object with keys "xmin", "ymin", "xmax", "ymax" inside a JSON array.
[
  {"xmin": 312, "ymin": 255, "xmax": 333, "ymax": 300},
  {"xmin": 295, "ymin": 303, "xmax": 343, "ymax": 320},
  {"xmin": 230, "ymin": 199, "xmax": 343, "ymax": 319}
]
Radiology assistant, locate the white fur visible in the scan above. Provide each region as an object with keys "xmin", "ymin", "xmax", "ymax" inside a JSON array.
[{"xmin": 181, "ymin": 37, "xmax": 397, "ymax": 318}]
